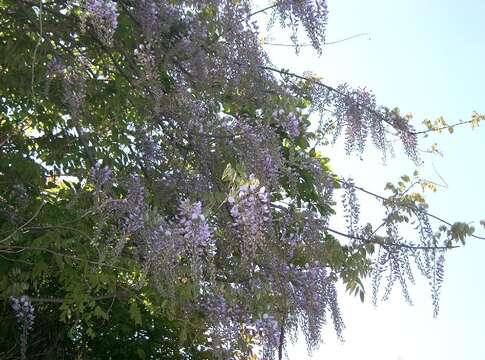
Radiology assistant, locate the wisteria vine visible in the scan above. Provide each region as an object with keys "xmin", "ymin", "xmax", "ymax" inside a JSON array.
[{"xmin": 1, "ymin": 0, "xmax": 475, "ymax": 358}]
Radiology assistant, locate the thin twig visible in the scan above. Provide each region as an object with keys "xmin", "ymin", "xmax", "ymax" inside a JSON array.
[
  {"xmin": 323, "ymin": 227, "xmax": 455, "ymax": 251},
  {"xmin": 249, "ymin": 4, "xmax": 278, "ymax": 18},
  {"xmin": 0, "ymin": 245, "xmax": 131, "ymax": 271},
  {"xmin": 262, "ymin": 66, "xmax": 480, "ymax": 140},
  {"xmin": 271, "ymin": 203, "xmax": 458, "ymax": 250},
  {"xmin": 28, "ymin": 290, "xmax": 129, "ymax": 304},
  {"xmin": 31, "ymin": 0, "xmax": 43, "ymax": 99},
  {"xmin": 341, "ymin": 179, "xmax": 485, "ymax": 241},
  {"xmin": 262, "ymin": 66, "xmax": 402, "ymax": 131},
  {"xmin": 278, "ymin": 316, "xmax": 285, "ymax": 360},
  {"xmin": 0, "ymin": 201, "xmax": 46, "ymax": 244},
  {"xmin": 264, "ymin": 32, "xmax": 370, "ymax": 47},
  {"xmin": 431, "ymin": 162, "xmax": 448, "ymax": 188},
  {"xmin": 413, "ymin": 118, "xmax": 479, "ymax": 135}
]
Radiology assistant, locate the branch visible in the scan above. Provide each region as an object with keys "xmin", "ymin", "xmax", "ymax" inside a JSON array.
[
  {"xmin": 264, "ymin": 32, "xmax": 371, "ymax": 47},
  {"xmin": 31, "ymin": 0, "xmax": 43, "ymax": 99},
  {"xmin": 264, "ymin": 67, "xmax": 484, "ymax": 139},
  {"xmin": 323, "ymin": 227, "xmax": 455, "ymax": 251},
  {"xmin": 0, "ymin": 201, "xmax": 46, "ymax": 244},
  {"xmin": 278, "ymin": 316, "xmax": 285, "ymax": 360},
  {"xmin": 271, "ymin": 204, "xmax": 456, "ymax": 250},
  {"xmin": 29, "ymin": 290, "xmax": 130, "ymax": 304},
  {"xmin": 262, "ymin": 66, "xmax": 401, "ymax": 131},
  {"xmin": 340, "ymin": 179, "xmax": 485, "ymax": 241},
  {"xmin": 73, "ymin": 123, "xmax": 96, "ymax": 167},
  {"xmin": 249, "ymin": 4, "xmax": 278, "ymax": 18},
  {"xmin": 413, "ymin": 116, "xmax": 482, "ymax": 135},
  {"xmin": 0, "ymin": 245, "xmax": 131, "ymax": 271}
]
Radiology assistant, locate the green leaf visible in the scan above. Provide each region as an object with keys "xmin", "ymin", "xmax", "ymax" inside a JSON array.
[
  {"xmin": 94, "ymin": 305, "xmax": 108, "ymax": 320},
  {"xmin": 129, "ymin": 301, "xmax": 142, "ymax": 326},
  {"xmin": 137, "ymin": 348, "xmax": 146, "ymax": 360},
  {"xmin": 221, "ymin": 163, "xmax": 236, "ymax": 183}
]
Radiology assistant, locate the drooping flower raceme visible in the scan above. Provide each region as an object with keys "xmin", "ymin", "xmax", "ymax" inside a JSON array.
[
  {"xmin": 231, "ymin": 119, "xmax": 282, "ymax": 187},
  {"xmin": 82, "ymin": 0, "xmax": 119, "ymax": 46},
  {"xmin": 273, "ymin": 0, "xmax": 329, "ymax": 53},
  {"xmin": 229, "ymin": 177, "xmax": 272, "ymax": 258},
  {"xmin": 273, "ymin": 108, "xmax": 301, "ymax": 139},
  {"xmin": 254, "ymin": 313, "xmax": 281, "ymax": 358},
  {"xmin": 178, "ymin": 199, "xmax": 212, "ymax": 251},
  {"xmin": 10, "ymin": 296, "xmax": 35, "ymax": 360},
  {"xmin": 177, "ymin": 199, "xmax": 214, "ymax": 282}
]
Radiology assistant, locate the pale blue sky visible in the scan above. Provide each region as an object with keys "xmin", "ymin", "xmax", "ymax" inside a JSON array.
[{"xmin": 260, "ymin": 0, "xmax": 485, "ymax": 359}]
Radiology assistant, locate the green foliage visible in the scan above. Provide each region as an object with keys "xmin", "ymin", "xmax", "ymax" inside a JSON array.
[{"xmin": 0, "ymin": 2, "xmax": 210, "ymax": 357}]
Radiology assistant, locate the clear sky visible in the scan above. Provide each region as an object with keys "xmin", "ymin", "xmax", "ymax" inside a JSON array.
[{"xmin": 260, "ymin": 0, "xmax": 485, "ymax": 359}]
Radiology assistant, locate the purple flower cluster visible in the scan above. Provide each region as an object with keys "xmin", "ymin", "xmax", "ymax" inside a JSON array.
[
  {"xmin": 231, "ymin": 120, "xmax": 282, "ymax": 187},
  {"xmin": 134, "ymin": 43, "xmax": 158, "ymax": 83},
  {"xmin": 64, "ymin": 60, "xmax": 90, "ymax": 118},
  {"xmin": 262, "ymin": 151, "xmax": 279, "ymax": 183},
  {"xmin": 46, "ymin": 56, "xmax": 90, "ymax": 118},
  {"xmin": 273, "ymin": 108, "xmax": 301, "ymax": 138},
  {"xmin": 291, "ymin": 265, "xmax": 344, "ymax": 349},
  {"xmin": 432, "ymin": 253, "xmax": 445, "ymax": 318},
  {"xmin": 254, "ymin": 313, "xmax": 281, "ymax": 358},
  {"xmin": 216, "ymin": 3, "xmax": 270, "ymax": 97},
  {"xmin": 262, "ymin": 251, "xmax": 345, "ymax": 353},
  {"xmin": 273, "ymin": 0, "xmax": 329, "ymax": 53},
  {"xmin": 371, "ymin": 206, "xmax": 446, "ymax": 317},
  {"xmin": 133, "ymin": 44, "xmax": 166, "ymax": 113},
  {"xmin": 229, "ymin": 177, "xmax": 271, "ymax": 256},
  {"xmin": 10, "ymin": 296, "xmax": 35, "ymax": 359},
  {"xmin": 174, "ymin": 16, "xmax": 210, "ymax": 84},
  {"xmin": 91, "ymin": 163, "xmax": 112, "ymax": 190},
  {"xmin": 10, "ymin": 296, "xmax": 35, "ymax": 330},
  {"xmin": 333, "ymin": 86, "xmax": 374, "ymax": 155},
  {"xmin": 93, "ymin": 175, "xmax": 148, "ymax": 257},
  {"xmin": 174, "ymin": 199, "xmax": 214, "ymax": 283},
  {"xmin": 391, "ymin": 115, "xmax": 419, "ymax": 163},
  {"xmin": 341, "ymin": 178, "xmax": 360, "ymax": 237},
  {"xmin": 202, "ymin": 293, "xmax": 251, "ymax": 357},
  {"xmin": 122, "ymin": 176, "xmax": 147, "ymax": 236},
  {"xmin": 137, "ymin": 129, "xmax": 162, "ymax": 168},
  {"xmin": 84, "ymin": 0, "xmax": 118, "ymax": 46},
  {"xmin": 136, "ymin": 0, "xmax": 161, "ymax": 41},
  {"xmin": 202, "ymin": 292, "xmax": 283, "ymax": 358},
  {"xmin": 286, "ymin": 112, "xmax": 301, "ymax": 138},
  {"xmin": 178, "ymin": 199, "xmax": 212, "ymax": 250},
  {"xmin": 310, "ymin": 82, "xmax": 418, "ymax": 161}
]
